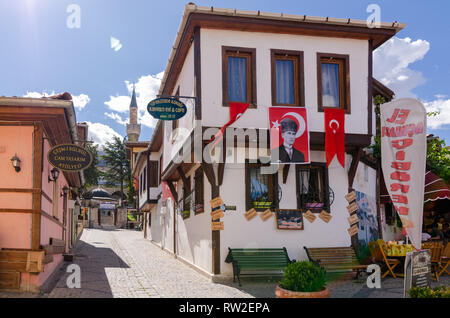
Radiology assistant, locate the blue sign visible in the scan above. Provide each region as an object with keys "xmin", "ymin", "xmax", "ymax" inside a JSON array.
[{"xmin": 147, "ymin": 98, "xmax": 187, "ymax": 120}]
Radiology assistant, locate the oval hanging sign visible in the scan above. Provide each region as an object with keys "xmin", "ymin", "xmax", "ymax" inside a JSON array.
[
  {"xmin": 48, "ymin": 144, "xmax": 93, "ymax": 172},
  {"xmin": 147, "ymin": 98, "xmax": 187, "ymax": 120}
]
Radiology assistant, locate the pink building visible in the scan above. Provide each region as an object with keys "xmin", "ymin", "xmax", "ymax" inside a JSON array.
[{"xmin": 0, "ymin": 94, "xmax": 86, "ymax": 292}]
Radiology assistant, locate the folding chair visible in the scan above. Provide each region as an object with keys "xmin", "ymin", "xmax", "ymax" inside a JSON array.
[
  {"xmin": 376, "ymin": 239, "xmax": 400, "ymax": 278},
  {"xmin": 438, "ymin": 242, "xmax": 450, "ymax": 278},
  {"xmin": 429, "ymin": 243, "xmax": 444, "ymax": 281}
]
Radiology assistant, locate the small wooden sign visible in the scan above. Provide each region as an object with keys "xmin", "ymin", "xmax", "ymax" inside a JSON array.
[
  {"xmin": 210, "ymin": 197, "xmax": 224, "ymax": 209},
  {"xmin": 211, "ymin": 210, "xmax": 224, "ymax": 220},
  {"xmin": 346, "ymin": 202, "xmax": 358, "ymax": 214},
  {"xmin": 318, "ymin": 210, "xmax": 332, "ymax": 223},
  {"xmin": 260, "ymin": 209, "xmax": 273, "ymax": 222},
  {"xmin": 244, "ymin": 208, "xmax": 257, "ymax": 221},
  {"xmin": 303, "ymin": 210, "xmax": 316, "ymax": 223},
  {"xmin": 345, "ymin": 191, "xmax": 357, "ymax": 203},
  {"xmin": 211, "ymin": 221, "xmax": 224, "ymax": 231},
  {"xmin": 347, "ymin": 213, "xmax": 359, "ymax": 226},
  {"xmin": 347, "ymin": 225, "xmax": 359, "ymax": 236}
]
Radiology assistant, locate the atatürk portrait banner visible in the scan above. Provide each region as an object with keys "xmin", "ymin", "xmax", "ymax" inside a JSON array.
[{"xmin": 269, "ymin": 107, "xmax": 310, "ymax": 164}]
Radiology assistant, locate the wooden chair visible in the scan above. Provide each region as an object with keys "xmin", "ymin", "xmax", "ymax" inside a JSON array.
[
  {"xmin": 429, "ymin": 243, "xmax": 444, "ymax": 281},
  {"xmin": 376, "ymin": 239, "xmax": 401, "ymax": 278},
  {"xmin": 438, "ymin": 242, "xmax": 450, "ymax": 278}
]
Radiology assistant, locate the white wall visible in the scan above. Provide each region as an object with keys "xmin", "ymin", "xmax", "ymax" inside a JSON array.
[
  {"xmin": 200, "ymin": 29, "xmax": 369, "ymax": 134},
  {"xmin": 163, "ymin": 44, "xmax": 196, "ymax": 173}
]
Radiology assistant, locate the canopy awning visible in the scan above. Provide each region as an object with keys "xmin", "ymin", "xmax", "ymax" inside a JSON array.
[{"xmin": 381, "ymin": 170, "xmax": 450, "ymax": 206}]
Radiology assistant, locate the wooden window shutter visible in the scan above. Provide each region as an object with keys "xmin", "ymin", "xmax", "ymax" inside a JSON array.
[{"xmin": 149, "ymin": 161, "xmax": 159, "ymax": 187}]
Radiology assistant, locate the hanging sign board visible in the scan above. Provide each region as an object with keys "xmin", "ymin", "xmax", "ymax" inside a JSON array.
[
  {"xmin": 345, "ymin": 191, "xmax": 357, "ymax": 203},
  {"xmin": 303, "ymin": 210, "xmax": 316, "ymax": 223},
  {"xmin": 147, "ymin": 98, "xmax": 187, "ymax": 120},
  {"xmin": 381, "ymin": 98, "xmax": 427, "ymax": 250},
  {"xmin": 347, "ymin": 202, "xmax": 358, "ymax": 214},
  {"xmin": 211, "ymin": 210, "xmax": 224, "ymax": 220},
  {"xmin": 347, "ymin": 225, "xmax": 359, "ymax": 236},
  {"xmin": 347, "ymin": 213, "xmax": 359, "ymax": 226},
  {"xmin": 260, "ymin": 209, "xmax": 273, "ymax": 222},
  {"xmin": 404, "ymin": 250, "xmax": 431, "ymax": 297},
  {"xmin": 210, "ymin": 197, "xmax": 224, "ymax": 209},
  {"xmin": 48, "ymin": 144, "xmax": 93, "ymax": 172},
  {"xmin": 211, "ymin": 221, "xmax": 224, "ymax": 231},
  {"xmin": 319, "ymin": 210, "xmax": 332, "ymax": 223}
]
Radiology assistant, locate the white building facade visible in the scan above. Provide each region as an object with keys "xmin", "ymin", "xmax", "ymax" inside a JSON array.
[{"xmin": 140, "ymin": 5, "xmax": 403, "ymax": 278}]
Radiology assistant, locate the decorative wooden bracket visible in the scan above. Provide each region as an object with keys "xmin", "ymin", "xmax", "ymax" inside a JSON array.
[
  {"xmin": 202, "ymin": 162, "xmax": 217, "ymax": 187},
  {"xmin": 282, "ymin": 164, "xmax": 290, "ymax": 184},
  {"xmin": 348, "ymin": 147, "xmax": 363, "ymax": 190},
  {"xmin": 177, "ymin": 166, "xmax": 189, "ymax": 186},
  {"xmin": 167, "ymin": 181, "xmax": 178, "ymax": 203}
]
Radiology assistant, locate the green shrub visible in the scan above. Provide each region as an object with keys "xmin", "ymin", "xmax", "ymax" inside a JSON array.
[
  {"xmin": 279, "ymin": 261, "xmax": 327, "ymax": 292},
  {"xmin": 409, "ymin": 286, "xmax": 450, "ymax": 298}
]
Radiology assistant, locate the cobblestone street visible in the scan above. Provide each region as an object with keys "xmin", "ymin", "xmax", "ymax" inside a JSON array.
[{"xmin": 0, "ymin": 228, "xmax": 448, "ymax": 298}]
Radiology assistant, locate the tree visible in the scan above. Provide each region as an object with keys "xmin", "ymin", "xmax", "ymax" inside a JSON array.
[
  {"xmin": 100, "ymin": 136, "xmax": 130, "ymax": 206},
  {"xmin": 427, "ymin": 137, "xmax": 450, "ymax": 183},
  {"xmin": 83, "ymin": 141, "xmax": 101, "ymax": 187}
]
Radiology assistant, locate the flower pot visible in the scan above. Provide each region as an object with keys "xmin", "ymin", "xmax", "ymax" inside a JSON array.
[{"xmin": 275, "ymin": 285, "xmax": 330, "ymax": 298}]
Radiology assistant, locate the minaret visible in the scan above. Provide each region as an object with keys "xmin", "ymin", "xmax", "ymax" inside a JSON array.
[{"xmin": 126, "ymin": 84, "xmax": 141, "ymax": 142}]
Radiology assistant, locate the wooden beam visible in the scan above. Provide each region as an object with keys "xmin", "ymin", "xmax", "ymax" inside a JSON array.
[
  {"xmin": 167, "ymin": 181, "xmax": 178, "ymax": 203},
  {"xmin": 348, "ymin": 147, "xmax": 363, "ymax": 190},
  {"xmin": 218, "ymin": 136, "xmax": 226, "ymax": 186},
  {"xmin": 177, "ymin": 166, "xmax": 189, "ymax": 185},
  {"xmin": 32, "ymin": 123, "xmax": 43, "ymax": 250},
  {"xmin": 202, "ymin": 162, "xmax": 216, "ymax": 187}
]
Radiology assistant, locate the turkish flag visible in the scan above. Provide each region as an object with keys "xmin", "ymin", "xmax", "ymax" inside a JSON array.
[
  {"xmin": 325, "ymin": 108, "xmax": 345, "ymax": 168},
  {"xmin": 208, "ymin": 102, "xmax": 249, "ymax": 148}
]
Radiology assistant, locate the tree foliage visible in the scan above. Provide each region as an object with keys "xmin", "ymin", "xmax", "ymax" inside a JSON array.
[
  {"xmin": 100, "ymin": 136, "xmax": 130, "ymax": 205},
  {"xmin": 83, "ymin": 141, "xmax": 101, "ymax": 187}
]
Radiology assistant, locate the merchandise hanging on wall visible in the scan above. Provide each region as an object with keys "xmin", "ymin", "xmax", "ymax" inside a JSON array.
[
  {"xmin": 269, "ymin": 107, "xmax": 310, "ymax": 164},
  {"xmin": 380, "ymin": 98, "xmax": 427, "ymax": 250},
  {"xmin": 276, "ymin": 209, "xmax": 304, "ymax": 230},
  {"xmin": 319, "ymin": 210, "xmax": 332, "ymax": 223},
  {"xmin": 260, "ymin": 209, "xmax": 273, "ymax": 222},
  {"xmin": 324, "ymin": 108, "xmax": 346, "ymax": 168},
  {"xmin": 244, "ymin": 208, "xmax": 257, "ymax": 221}
]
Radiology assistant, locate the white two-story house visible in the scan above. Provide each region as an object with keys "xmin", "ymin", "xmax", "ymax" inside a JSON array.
[{"xmin": 140, "ymin": 4, "xmax": 402, "ymax": 279}]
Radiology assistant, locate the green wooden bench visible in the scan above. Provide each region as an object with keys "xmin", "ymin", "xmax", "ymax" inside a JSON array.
[
  {"xmin": 225, "ymin": 247, "xmax": 294, "ymax": 286},
  {"xmin": 303, "ymin": 246, "xmax": 368, "ymax": 279}
]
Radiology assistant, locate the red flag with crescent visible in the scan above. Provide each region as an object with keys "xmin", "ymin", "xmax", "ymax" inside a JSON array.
[
  {"xmin": 208, "ymin": 102, "xmax": 249, "ymax": 148},
  {"xmin": 324, "ymin": 108, "xmax": 345, "ymax": 168}
]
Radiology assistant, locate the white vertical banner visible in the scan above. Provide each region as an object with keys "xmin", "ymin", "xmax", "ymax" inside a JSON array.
[{"xmin": 380, "ymin": 98, "xmax": 427, "ymax": 250}]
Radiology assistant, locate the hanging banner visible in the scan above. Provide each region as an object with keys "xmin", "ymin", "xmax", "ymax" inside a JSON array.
[
  {"xmin": 380, "ymin": 98, "xmax": 427, "ymax": 250},
  {"xmin": 324, "ymin": 108, "xmax": 346, "ymax": 168},
  {"xmin": 269, "ymin": 107, "xmax": 310, "ymax": 164}
]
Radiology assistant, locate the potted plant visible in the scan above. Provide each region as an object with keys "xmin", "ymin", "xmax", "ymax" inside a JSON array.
[{"xmin": 276, "ymin": 261, "xmax": 329, "ymax": 298}]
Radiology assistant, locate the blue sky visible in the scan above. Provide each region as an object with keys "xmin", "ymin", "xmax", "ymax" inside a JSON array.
[{"xmin": 0, "ymin": 0, "xmax": 449, "ymax": 145}]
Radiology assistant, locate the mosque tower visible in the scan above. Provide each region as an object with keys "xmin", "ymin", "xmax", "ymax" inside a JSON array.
[{"xmin": 126, "ymin": 84, "xmax": 141, "ymax": 142}]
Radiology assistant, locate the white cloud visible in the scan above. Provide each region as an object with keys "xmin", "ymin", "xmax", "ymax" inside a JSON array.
[
  {"xmin": 86, "ymin": 121, "xmax": 122, "ymax": 147},
  {"xmin": 23, "ymin": 91, "xmax": 90, "ymax": 111},
  {"xmin": 72, "ymin": 94, "xmax": 90, "ymax": 111},
  {"xmin": 374, "ymin": 37, "xmax": 430, "ymax": 98},
  {"xmin": 423, "ymin": 98, "xmax": 450, "ymax": 129},
  {"xmin": 104, "ymin": 71, "xmax": 163, "ymax": 128},
  {"xmin": 104, "ymin": 112, "xmax": 129, "ymax": 126}
]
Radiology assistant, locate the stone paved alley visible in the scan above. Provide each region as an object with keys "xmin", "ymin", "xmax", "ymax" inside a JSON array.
[{"xmin": 0, "ymin": 228, "xmax": 448, "ymax": 298}]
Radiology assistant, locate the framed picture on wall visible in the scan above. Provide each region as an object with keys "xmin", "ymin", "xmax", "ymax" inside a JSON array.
[{"xmin": 276, "ymin": 209, "xmax": 304, "ymax": 230}]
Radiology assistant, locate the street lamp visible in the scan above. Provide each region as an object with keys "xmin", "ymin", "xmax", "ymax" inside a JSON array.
[{"xmin": 48, "ymin": 168, "xmax": 60, "ymax": 182}]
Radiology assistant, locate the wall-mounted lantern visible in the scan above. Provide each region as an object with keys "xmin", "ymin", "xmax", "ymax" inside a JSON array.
[
  {"xmin": 10, "ymin": 154, "xmax": 21, "ymax": 172},
  {"xmin": 48, "ymin": 167, "xmax": 60, "ymax": 182}
]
